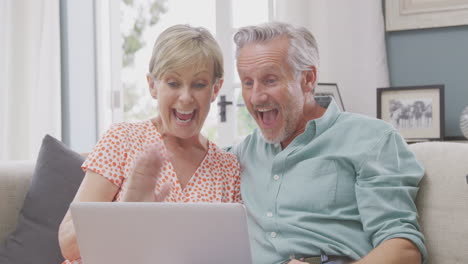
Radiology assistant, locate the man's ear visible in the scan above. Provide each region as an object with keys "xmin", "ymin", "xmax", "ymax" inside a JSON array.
[
  {"xmin": 147, "ymin": 74, "xmax": 157, "ymax": 99},
  {"xmin": 211, "ymin": 78, "xmax": 223, "ymax": 102},
  {"xmin": 301, "ymin": 66, "xmax": 317, "ymax": 93}
]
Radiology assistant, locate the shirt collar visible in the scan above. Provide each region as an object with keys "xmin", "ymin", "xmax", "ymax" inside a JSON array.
[{"xmin": 305, "ymin": 98, "xmax": 342, "ymax": 138}]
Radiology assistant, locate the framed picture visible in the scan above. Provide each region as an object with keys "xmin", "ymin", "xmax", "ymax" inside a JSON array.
[
  {"xmin": 314, "ymin": 83, "xmax": 345, "ymax": 111},
  {"xmin": 377, "ymin": 85, "xmax": 445, "ymax": 141},
  {"xmin": 385, "ymin": 0, "xmax": 468, "ymax": 31}
]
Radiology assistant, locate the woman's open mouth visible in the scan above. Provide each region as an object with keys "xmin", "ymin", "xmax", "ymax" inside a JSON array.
[{"xmin": 174, "ymin": 109, "xmax": 196, "ymax": 124}]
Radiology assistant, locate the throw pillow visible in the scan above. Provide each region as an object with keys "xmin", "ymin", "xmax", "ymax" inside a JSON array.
[{"xmin": 0, "ymin": 135, "xmax": 85, "ymax": 264}]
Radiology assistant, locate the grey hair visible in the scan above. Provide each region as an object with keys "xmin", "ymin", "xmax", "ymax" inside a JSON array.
[
  {"xmin": 149, "ymin": 24, "xmax": 223, "ymax": 83},
  {"xmin": 233, "ymin": 21, "xmax": 319, "ymax": 79}
]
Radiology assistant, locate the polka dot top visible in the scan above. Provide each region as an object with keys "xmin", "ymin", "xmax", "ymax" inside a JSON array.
[{"xmin": 62, "ymin": 120, "xmax": 241, "ymax": 264}]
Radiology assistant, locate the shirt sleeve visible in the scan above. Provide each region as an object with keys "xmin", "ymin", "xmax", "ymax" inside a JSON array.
[
  {"xmin": 225, "ymin": 132, "xmax": 254, "ymax": 166},
  {"xmin": 218, "ymin": 151, "xmax": 243, "ymax": 203},
  {"xmin": 231, "ymin": 159, "xmax": 242, "ymax": 203},
  {"xmin": 355, "ymin": 130, "xmax": 428, "ymax": 263},
  {"xmin": 82, "ymin": 123, "xmax": 130, "ymax": 187}
]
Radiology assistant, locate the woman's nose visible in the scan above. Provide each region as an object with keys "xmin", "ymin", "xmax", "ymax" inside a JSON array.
[{"xmin": 179, "ymin": 87, "xmax": 194, "ymax": 104}]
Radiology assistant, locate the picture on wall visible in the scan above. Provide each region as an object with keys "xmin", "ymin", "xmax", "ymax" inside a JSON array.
[
  {"xmin": 377, "ymin": 85, "xmax": 445, "ymax": 141},
  {"xmin": 385, "ymin": 0, "xmax": 468, "ymax": 31},
  {"xmin": 314, "ymin": 83, "xmax": 345, "ymax": 111}
]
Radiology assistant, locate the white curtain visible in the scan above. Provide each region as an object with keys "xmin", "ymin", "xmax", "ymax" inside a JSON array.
[
  {"xmin": 275, "ymin": 0, "xmax": 390, "ymax": 117},
  {"xmin": 0, "ymin": 0, "xmax": 61, "ymax": 160}
]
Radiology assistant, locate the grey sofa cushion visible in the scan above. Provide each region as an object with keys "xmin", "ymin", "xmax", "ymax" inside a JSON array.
[{"xmin": 0, "ymin": 135, "xmax": 85, "ymax": 264}]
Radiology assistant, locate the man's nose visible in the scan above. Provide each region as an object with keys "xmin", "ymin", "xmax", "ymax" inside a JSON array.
[{"xmin": 250, "ymin": 83, "xmax": 268, "ymax": 105}]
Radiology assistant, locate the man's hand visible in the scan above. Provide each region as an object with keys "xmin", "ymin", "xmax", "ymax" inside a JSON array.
[
  {"xmin": 353, "ymin": 238, "xmax": 422, "ymax": 264},
  {"xmin": 121, "ymin": 144, "xmax": 171, "ymax": 202},
  {"xmin": 287, "ymin": 259, "xmax": 308, "ymax": 264}
]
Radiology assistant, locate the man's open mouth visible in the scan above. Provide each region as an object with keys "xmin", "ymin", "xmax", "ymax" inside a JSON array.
[{"xmin": 257, "ymin": 107, "xmax": 279, "ymax": 127}]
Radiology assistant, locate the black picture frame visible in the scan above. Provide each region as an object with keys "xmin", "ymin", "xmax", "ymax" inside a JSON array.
[
  {"xmin": 314, "ymin": 83, "xmax": 345, "ymax": 111},
  {"xmin": 377, "ymin": 84, "xmax": 445, "ymax": 141}
]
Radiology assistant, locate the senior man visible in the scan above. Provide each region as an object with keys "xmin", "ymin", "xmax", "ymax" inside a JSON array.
[{"xmin": 231, "ymin": 22, "xmax": 426, "ymax": 264}]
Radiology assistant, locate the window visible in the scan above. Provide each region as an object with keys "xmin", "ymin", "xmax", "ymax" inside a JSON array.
[{"xmin": 97, "ymin": 0, "xmax": 273, "ymax": 146}]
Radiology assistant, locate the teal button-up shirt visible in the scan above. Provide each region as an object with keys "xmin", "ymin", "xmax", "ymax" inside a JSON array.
[{"xmin": 231, "ymin": 100, "xmax": 427, "ymax": 264}]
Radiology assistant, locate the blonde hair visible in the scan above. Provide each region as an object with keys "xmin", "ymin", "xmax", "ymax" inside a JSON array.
[{"xmin": 148, "ymin": 24, "xmax": 224, "ymax": 83}]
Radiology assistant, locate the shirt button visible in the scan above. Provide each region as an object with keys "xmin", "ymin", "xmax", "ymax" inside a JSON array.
[
  {"xmin": 273, "ymin": 174, "xmax": 280, "ymax": 180},
  {"xmin": 270, "ymin": 232, "xmax": 277, "ymax": 238},
  {"xmin": 266, "ymin": 212, "xmax": 273, "ymax": 217}
]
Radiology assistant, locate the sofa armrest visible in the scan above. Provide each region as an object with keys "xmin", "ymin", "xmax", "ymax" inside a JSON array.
[
  {"xmin": 409, "ymin": 142, "xmax": 468, "ymax": 264},
  {"xmin": 0, "ymin": 161, "xmax": 35, "ymax": 242}
]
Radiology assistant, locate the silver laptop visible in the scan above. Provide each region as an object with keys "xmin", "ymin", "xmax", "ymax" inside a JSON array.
[{"xmin": 70, "ymin": 202, "xmax": 252, "ymax": 264}]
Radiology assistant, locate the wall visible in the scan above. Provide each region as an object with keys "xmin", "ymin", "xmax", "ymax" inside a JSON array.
[
  {"xmin": 275, "ymin": 0, "xmax": 390, "ymax": 117},
  {"xmin": 386, "ymin": 26, "xmax": 468, "ymax": 138}
]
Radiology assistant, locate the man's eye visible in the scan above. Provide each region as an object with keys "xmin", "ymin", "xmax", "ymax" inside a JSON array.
[
  {"xmin": 243, "ymin": 80, "xmax": 253, "ymax": 87},
  {"xmin": 194, "ymin": 83, "xmax": 207, "ymax": 89},
  {"xmin": 266, "ymin": 79, "xmax": 277, "ymax": 85}
]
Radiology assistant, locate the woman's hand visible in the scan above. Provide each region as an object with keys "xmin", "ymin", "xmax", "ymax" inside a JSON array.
[{"xmin": 121, "ymin": 144, "xmax": 171, "ymax": 202}]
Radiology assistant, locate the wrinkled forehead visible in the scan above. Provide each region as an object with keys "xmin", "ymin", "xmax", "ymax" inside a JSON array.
[
  {"xmin": 237, "ymin": 64, "xmax": 283, "ymax": 78},
  {"xmin": 237, "ymin": 42, "xmax": 293, "ymax": 78},
  {"xmin": 237, "ymin": 37, "xmax": 289, "ymax": 65}
]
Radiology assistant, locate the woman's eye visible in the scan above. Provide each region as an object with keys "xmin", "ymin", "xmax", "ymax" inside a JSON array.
[
  {"xmin": 266, "ymin": 78, "xmax": 277, "ymax": 85},
  {"xmin": 168, "ymin": 82, "xmax": 179, "ymax": 88}
]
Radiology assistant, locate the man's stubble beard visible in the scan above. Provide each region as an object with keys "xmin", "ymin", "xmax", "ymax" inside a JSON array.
[{"xmin": 259, "ymin": 84, "xmax": 303, "ymax": 145}]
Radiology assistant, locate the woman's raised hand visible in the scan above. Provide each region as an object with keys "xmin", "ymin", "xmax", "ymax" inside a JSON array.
[{"xmin": 121, "ymin": 144, "xmax": 171, "ymax": 202}]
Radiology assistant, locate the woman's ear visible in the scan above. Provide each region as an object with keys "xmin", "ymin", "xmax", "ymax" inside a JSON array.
[
  {"xmin": 210, "ymin": 78, "xmax": 223, "ymax": 102},
  {"xmin": 147, "ymin": 74, "xmax": 157, "ymax": 99}
]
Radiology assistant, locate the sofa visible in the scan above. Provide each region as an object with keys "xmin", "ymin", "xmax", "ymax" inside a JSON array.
[
  {"xmin": 0, "ymin": 138, "xmax": 467, "ymax": 263},
  {"xmin": 0, "ymin": 135, "xmax": 86, "ymax": 263}
]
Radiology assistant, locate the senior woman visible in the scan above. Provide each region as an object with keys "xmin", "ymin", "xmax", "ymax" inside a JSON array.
[{"xmin": 58, "ymin": 25, "xmax": 241, "ymax": 264}]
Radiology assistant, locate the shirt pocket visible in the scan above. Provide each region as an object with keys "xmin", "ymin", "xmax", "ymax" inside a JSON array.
[{"xmin": 279, "ymin": 159, "xmax": 338, "ymax": 211}]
